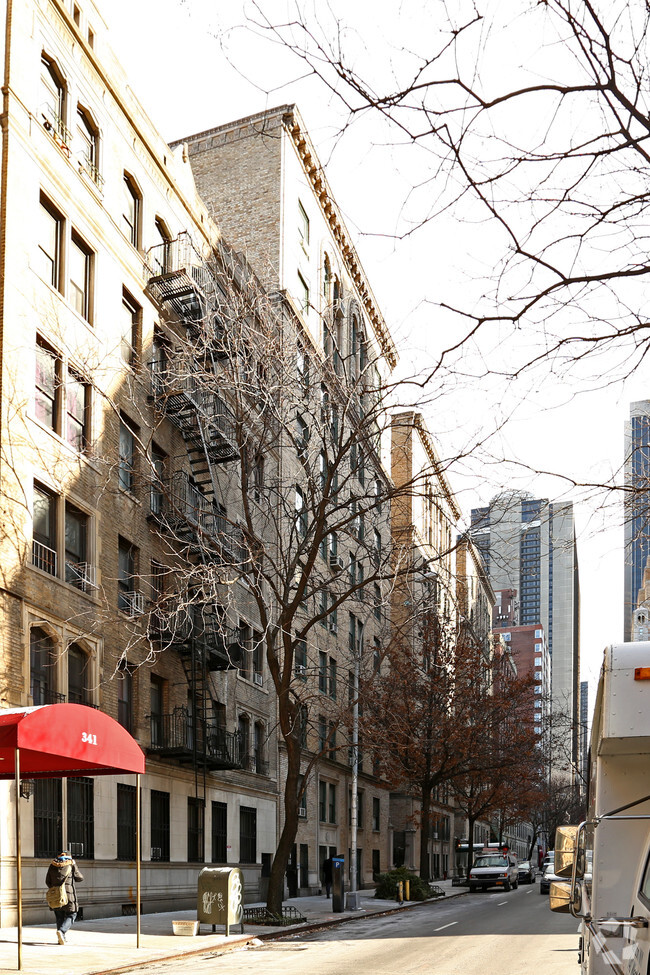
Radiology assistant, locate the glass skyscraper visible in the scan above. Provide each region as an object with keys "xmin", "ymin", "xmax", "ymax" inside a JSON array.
[{"xmin": 470, "ymin": 491, "xmax": 580, "ymax": 769}]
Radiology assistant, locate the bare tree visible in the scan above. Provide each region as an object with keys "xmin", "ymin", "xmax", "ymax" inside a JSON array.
[
  {"xmin": 242, "ymin": 0, "xmax": 650, "ymax": 391},
  {"xmin": 131, "ymin": 234, "xmax": 443, "ymax": 912}
]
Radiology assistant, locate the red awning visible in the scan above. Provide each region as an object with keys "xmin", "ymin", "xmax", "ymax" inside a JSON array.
[{"xmin": 0, "ymin": 704, "xmax": 145, "ymax": 778}]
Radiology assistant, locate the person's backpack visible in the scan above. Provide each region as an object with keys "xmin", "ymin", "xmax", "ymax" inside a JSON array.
[{"xmin": 46, "ymin": 866, "xmax": 71, "ymax": 909}]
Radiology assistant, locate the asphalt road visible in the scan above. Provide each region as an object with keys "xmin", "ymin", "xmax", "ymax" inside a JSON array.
[{"xmin": 129, "ymin": 884, "xmax": 579, "ymax": 975}]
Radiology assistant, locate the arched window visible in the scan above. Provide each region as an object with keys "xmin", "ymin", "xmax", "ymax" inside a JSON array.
[
  {"xmin": 68, "ymin": 642, "xmax": 89, "ymax": 704},
  {"xmin": 151, "ymin": 217, "xmax": 172, "ymax": 275},
  {"xmin": 30, "ymin": 626, "xmax": 56, "ymax": 704},
  {"xmin": 40, "ymin": 54, "xmax": 68, "ymax": 143},
  {"xmin": 323, "ymin": 254, "xmax": 332, "ymax": 303}
]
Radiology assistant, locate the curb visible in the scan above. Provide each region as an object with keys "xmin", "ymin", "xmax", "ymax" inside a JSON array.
[{"xmin": 81, "ymin": 891, "xmax": 469, "ymax": 975}]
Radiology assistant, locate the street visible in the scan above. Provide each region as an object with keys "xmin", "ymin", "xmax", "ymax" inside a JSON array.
[{"xmin": 126, "ymin": 887, "xmax": 579, "ymax": 975}]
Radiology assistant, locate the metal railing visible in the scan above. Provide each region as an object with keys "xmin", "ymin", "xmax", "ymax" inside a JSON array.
[
  {"xmin": 65, "ymin": 560, "xmax": 97, "ymax": 592},
  {"xmin": 32, "ymin": 539, "xmax": 57, "ymax": 575},
  {"xmin": 148, "ymin": 708, "xmax": 242, "ymax": 767}
]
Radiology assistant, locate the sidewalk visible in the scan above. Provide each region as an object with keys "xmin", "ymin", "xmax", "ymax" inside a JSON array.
[{"xmin": 0, "ymin": 880, "xmax": 467, "ymax": 975}]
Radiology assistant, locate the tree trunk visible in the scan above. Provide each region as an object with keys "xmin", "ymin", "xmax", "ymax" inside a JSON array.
[
  {"xmin": 266, "ymin": 758, "xmax": 300, "ymax": 914},
  {"xmin": 466, "ymin": 814, "xmax": 477, "ymax": 875}
]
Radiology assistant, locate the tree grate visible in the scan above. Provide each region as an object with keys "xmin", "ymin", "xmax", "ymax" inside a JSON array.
[{"xmin": 243, "ymin": 906, "xmax": 307, "ymax": 926}]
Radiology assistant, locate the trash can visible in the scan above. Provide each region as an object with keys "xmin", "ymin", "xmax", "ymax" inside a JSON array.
[
  {"xmin": 332, "ymin": 855, "xmax": 345, "ymax": 913},
  {"xmin": 197, "ymin": 867, "xmax": 244, "ymax": 935}
]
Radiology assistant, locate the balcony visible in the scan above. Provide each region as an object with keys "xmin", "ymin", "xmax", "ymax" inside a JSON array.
[
  {"xmin": 65, "ymin": 560, "xmax": 98, "ymax": 593},
  {"xmin": 148, "ymin": 362, "xmax": 239, "ymax": 464},
  {"xmin": 144, "ymin": 233, "xmax": 216, "ymax": 326},
  {"xmin": 147, "ymin": 708, "xmax": 242, "ymax": 770},
  {"xmin": 151, "ymin": 471, "xmax": 215, "ymax": 540},
  {"xmin": 148, "ymin": 604, "xmax": 242, "ymax": 671}
]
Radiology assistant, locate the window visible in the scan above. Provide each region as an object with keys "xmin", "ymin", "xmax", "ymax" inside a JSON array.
[
  {"xmin": 295, "ymin": 485, "xmax": 307, "ymax": 538},
  {"xmin": 298, "ymin": 200, "xmax": 310, "ymax": 250},
  {"xmin": 328, "ymin": 783, "xmax": 337, "ymax": 824},
  {"xmin": 122, "ymin": 174, "xmax": 141, "ymax": 247},
  {"xmin": 119, "ymin": 414, "xmax": 137, "ymax": 492},
  {"xmin": 253, "ymin": 453, "xmax": 264, "ymax": 503},
  {"xmin": 68, "ymin": 643, "xmax": 89, "ymax": 704},
  {"xmin": 318, "ymin": 715, "xmax": 328, "ymax": 754},
  {"xmin": 117, "ymin": 660, "xmax": 133, "ymax": 732},
  {"xmin": 319, "ymin": 651, "xmax": 328, "ymax": 693},
  {"xmin": 374, "ymin": 584, "xmax": 382, "ymax": 621},
  {"xmin": 212, "ymin": 801, "xmax": 227, "ymax": 863},
  {"xmin": 297, "ymin": 272, "xmax": 310, "ymax": 316},
  {"xmin": 328, "ymin": 722, "xmax": 337, "ymax": 760},
  {"xmin": 151, "ymin": 217, "xmax": 172, "ymax": 275},
  {"xmin": 296, "ymin": 342, "xmax": 309, "ymax": 387},
  {"xmin": 69, "ymin": 231, "xmax": 92, "ymax": 321},
  {"xmin": 64, "ymin": 502, "xmax": 89, "ymax": 586},
  {"xmin": 329, "ymin": 656, "xmax": 337, "ymax": 700},
  {"xmin": 151, "ymin": 789, "xmax": 170, "ymax": 861},
  {"xmin": 373, "ymin": 528, "xmax": 382, "ymax": 564},
  {"xmin": 118, "ymin": 536, "xmax": 137, "ymax": 612},
  {"xmin": 239, "ymin": 806, "xmax": 257, "ymax": 864},
  {"xmin": 319, "ymin": 781, "xmax": 327, "ymax": 822},
  {"xmin": 254, "ymin": 721, "xmax": 265, "ymax": 773},
  {"xmin": 188, "ymin": 797, "xmax": 205, "ymax": 863},
  {"xmin": 68, "ymin": 776, "xmax": 94, "ymax": 858},
  {"xmin": 150, "ymin": 676, "xmax": 164, "ymax": 748},
  {"xmin": 238, "ymin": 714, "xmax": 251, "ymax": 763},
  {"xmin": 117, "ymin": 784, "xmax": 136, "ymax": 860},
  {"xmin": 535, "ymin": 629, "xmax": 543, "ymax": 638},
  {"xmin": 76, "ymin": 105, "xmax": 101, "ymax": 186},
  {"xmin": 295, "ymin": 638, "xmax": 307, "ymax": 679},
  {"xmin": 298, "ymin": 775, "xmax": 307, "ymax": 817},
  {"xmin": 372, "ymin": 797, "xmax": 380, "ymax": 831},
  {"xmin": 33, "ymin": 483, "xmax": 57, "ymax": 574},
  {"xmin": 373, "ymin": 638, "xmax": 382, "ymax": 674},
  {"xmin": 30, "ymin": 626, "xmax": 56, "ymax": 704},
  {"xmin": 296, "ymin": 415, "xmax": 309, "ymax": 460},
  {"xmin": 66, "ymin": 368, "xmax": 90, "ymax": 451},
  {"xmin": 40, "ymin": 54, "xmax": 68, "ymax": 143},
  {"xmin": 34, "ymin": 779, "xmax": 62, "ymax": 858},
  {"xmin": 38, "ymin": 196, "xmax": 63, "ymax": 289},
  {"xmin": 35, "ymin": 338, "xmax": 60, "ymax": 430},
  {"xmin": 150, "ymin": 446, "xmax": 166, "ymax": 516},
  {"xmin": 121, "ymin": 291, "xmax": 141, "ymax": 366},
  {"xmin": 35, "ymin": 338, "xmax": 90, "ymax": 450}
]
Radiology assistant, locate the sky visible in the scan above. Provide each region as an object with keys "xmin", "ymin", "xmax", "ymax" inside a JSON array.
[{"xmin": 103, "ymin": 0, "xmax": 646, "ymax": 706}]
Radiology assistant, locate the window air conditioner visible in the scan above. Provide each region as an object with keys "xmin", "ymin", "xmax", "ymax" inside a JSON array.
[{"xmin": 253, "ymin": 672, "xmax": 263, "ymax": 686}]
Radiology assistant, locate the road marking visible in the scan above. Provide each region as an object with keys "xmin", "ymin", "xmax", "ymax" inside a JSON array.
[
  {"xmin": 434, "ymin": 921, "xmax": 458, "ymax": 931},
  {"xmin": 498, "ymin": 901, "xmax": 508, "ymax": 906}
]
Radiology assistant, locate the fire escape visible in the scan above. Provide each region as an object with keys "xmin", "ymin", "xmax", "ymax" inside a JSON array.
[{"xmin": 144, "ymin": 233, "xmax": 247, "ymax": 783}]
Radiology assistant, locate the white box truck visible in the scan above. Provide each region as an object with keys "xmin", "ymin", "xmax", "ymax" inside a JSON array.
[{"xmin": 549, "ymin": 643, "xmax": 650, "ymax": 974}]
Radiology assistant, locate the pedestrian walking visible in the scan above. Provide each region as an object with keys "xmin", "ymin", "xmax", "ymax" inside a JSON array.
[
  {"xmin": 45, "ymin": 851, "xmax": 84, "ymax": 945},
  {"xmin": 322, "ymin": 855, "xmax": 334, "ymax": 897}
]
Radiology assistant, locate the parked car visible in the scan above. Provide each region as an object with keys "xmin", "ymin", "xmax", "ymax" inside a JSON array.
[
  {"xmin": 540, "ymin": 862, "xmax": 561, "ymax": 894},
  {"xmin": 517, "ymin": 860, "xmax": 536, "ymax": 884},
  {"xmin": 469, "ymin": 852, "xmax": 519, "ymax": 892},
  {"xmin": 542, "ymin": 851, "xmax": 555, "ymax": 871}
]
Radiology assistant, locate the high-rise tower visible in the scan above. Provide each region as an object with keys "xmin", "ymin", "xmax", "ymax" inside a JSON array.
[
  {"xmin": 470, "ymin": 492, "xmax": 580, "ymax": 768},
  {"xmin": 624, "ymin": 401, "xmax": 650, "ymax": 641}
]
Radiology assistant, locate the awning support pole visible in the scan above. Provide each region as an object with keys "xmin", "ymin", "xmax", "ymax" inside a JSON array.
[
  {"xmin": 136, "ymin": 772, "xmax": 141, "ymax": 948},
  {"xmin": 15, "ymin": 747, "xmax": 22, "ymax": 971}
]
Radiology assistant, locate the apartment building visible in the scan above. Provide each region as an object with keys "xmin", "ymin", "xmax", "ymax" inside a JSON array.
[
  {"xmin": 389, "ymin": 411, "xmax": 461, "ymax": 880},
  {"xmin": 177, "ymin": 106, "xmax": 400, "ymax": 895},
  {"xmin": 0, "ymin": 0, "xmax": 280, "ymax": 924}
]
